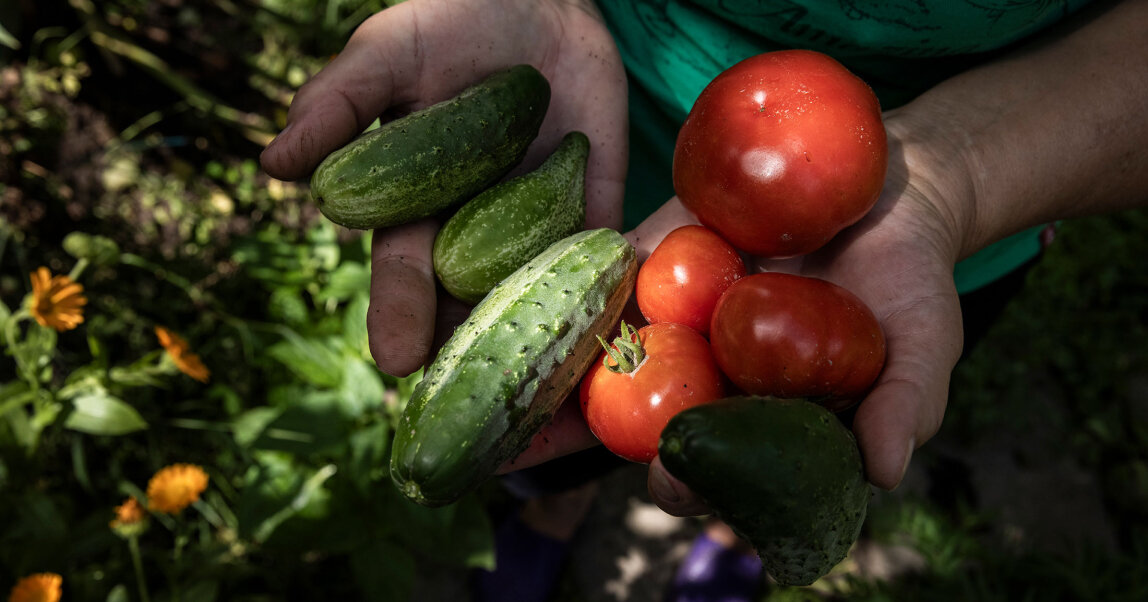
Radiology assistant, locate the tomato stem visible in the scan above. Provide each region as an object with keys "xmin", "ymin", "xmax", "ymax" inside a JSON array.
[{"xmin": 597, "ymin": 321, "xmax": 645, "ymax": 374}]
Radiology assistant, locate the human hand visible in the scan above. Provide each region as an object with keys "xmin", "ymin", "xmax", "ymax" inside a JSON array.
[
  {"xmin": 504, "ymin": 114, "xmax": 971, "ymax": 513},
  {"xmin": 259, "ymin": 0, "xmax": 628, "ymax": 376}
]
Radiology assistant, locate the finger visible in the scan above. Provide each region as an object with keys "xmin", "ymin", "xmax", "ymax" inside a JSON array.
[
  {"xmin": 622, "ymin": 197, "xmax": 700, "ymax": 262},
  {"xmin": 497, "ymin": 393, "xmax": 601, "ymax": 474},
  {"xmin": 367, "ymin": 219, "xmax": 438, "ymax": 377},
  {"xmin": 260, "ymin": 1, "xmax": 534, "ymax": 181},
  {"xmin": 851, "ymin": 295, "xmax": 963, "ymax": 490},
  {"xmin": 647, "ymin": 456, "xmax": 710, "ymax": 516}
]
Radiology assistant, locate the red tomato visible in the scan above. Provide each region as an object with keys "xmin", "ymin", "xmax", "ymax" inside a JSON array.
[
  {"xmin": 673, "ymin": 49, "xmax": 887, "ymax": 258},
  {"xmin": 580, "ymin": 322, "xmax": 725, "ymax": 463},
  {"xmin": 636, "ymin": 225, "xmax": 747, "ymax": 335},
  {"xmin": 709, "ymin": 272, "xmax": 885, "ymax": 411}
]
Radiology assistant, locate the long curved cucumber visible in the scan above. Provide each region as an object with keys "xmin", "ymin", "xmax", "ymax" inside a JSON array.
[
  {"xmin": 391, "ymin": 228, "xmax": 637, "ymax": 507},
  {"xmin": 310, "ymin": 64, "xmax": 550, "ymax": 230}
]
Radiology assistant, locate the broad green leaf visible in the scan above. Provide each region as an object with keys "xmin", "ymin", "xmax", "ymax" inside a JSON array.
[
  {"xmin": 319, "ymin": 261, "xmax": 370, "ymax": 303},
  {"xmin": 244, "ymin": 391, "xmax": 352, "ymax": 455},
  {"xmin": 338, "ymin": 359, "xmax": 384, "ymax": 417},
  {"xmin": 343, "ymin": 293, "xmax": 370, "ymax": 358},
  {"xmin": 232, "ymin": 406, "xmax": 283, "ymax": 448},
  {"xmin": 267, "ymin": 331, "xmax": 344, "ymax": 388},
  {"xmin": 64, "ymin": 392, "xmax": 148, "ymax": 435},
  {"xmin": 268, "ymin": 286, "xmax": 308, "ymax": 326}
]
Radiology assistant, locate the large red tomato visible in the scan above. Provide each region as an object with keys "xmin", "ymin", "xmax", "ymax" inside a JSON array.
[
  {"xmin": 580, "ymin": 322, "xmax": 725, "ymax": 463},
  {"xmin": 636, "ymin": 225, "xmax": 746, "ymax": 336},
  {"xmin": 709, "ymin": 272, "xmax": 885, "ymax": 411},
  {"xmin": 673, "ymin": 49, "xmax": 887, "ymax": 258}
]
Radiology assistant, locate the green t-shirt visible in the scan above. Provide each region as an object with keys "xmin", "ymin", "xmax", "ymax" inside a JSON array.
[{"xmin": 599, "ymin": 0, "xmax": 1090, "ymax": 293}]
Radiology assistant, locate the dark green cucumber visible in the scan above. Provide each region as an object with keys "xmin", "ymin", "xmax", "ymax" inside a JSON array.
[
  {"xmin": 310, "ymin": 64, "xmax": 550, "ymax": 230},
  {"xmin": 659, "ymin": 396, "xmax": 871, "ymax": 586},
  {"xmin": 391, "ymin": 228, "xmax": 637, "ymax": 507},
  {"xmin": 433, "ymin": 131, "xmax": 590, "ymax": 304}
]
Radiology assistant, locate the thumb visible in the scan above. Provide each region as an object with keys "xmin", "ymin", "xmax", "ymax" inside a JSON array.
[{"xmin": 646, "ymin": 456, "xmax": 710, "ymax": 517}]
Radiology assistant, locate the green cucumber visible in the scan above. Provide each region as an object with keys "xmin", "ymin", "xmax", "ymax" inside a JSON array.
[
  {"xmin": 433, "ymin": 131, "xmax": 590, "ymax": 304},
  {"xmin": 659, "ymin": 396, "xmax": 871, "ymax": 586},
  {"xmin": 310, "ymin": 64, "xmax": 550, "ymax": 230},
  {"xmin": 391, "ymin": 228, "xmax": 637, "ymax": 507}
]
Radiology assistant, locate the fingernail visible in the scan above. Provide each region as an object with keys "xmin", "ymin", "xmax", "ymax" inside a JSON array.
[
  {"xmin": 649, "ymin": 467, "xmax": 681, "ymax": 504},
  {"xmin": 892, "ymin": 436, "xmax": 916, "ymax": 490}
]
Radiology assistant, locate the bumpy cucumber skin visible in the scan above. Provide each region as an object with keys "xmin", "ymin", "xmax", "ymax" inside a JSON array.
[
  {"xmin": 391, "ymin": 228, "xmax": 637, "ymax": 507},
  {"xmin": 433, "ymin": 131, "xmax": 590, "ymax": 304},
  {"xmin": 659, "ymin": 396, "xmax": 871, "ymax": 586},
  {"xmin": 310, "ymin": 64, "xmax": 550, "ymax": 230}
]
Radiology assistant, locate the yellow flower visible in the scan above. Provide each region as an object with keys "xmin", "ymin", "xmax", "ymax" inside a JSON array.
[
  {"xmin": 154, "ymin": 326, "xmax": 211, "ymax": 383},
  {"xmin": 109, "ymin": 497, "xmax": 149, "ymax": 538},
  {"xmin": 28, "ymin": 267, "xmax": 87, "ymax": 331},
  {"xmin": 7, "ymin": 573, "xmax": 62, "ymax": 602},
  {"xmin": 146, "ymin": 463, "xmax": 209, "ymax": 514}
]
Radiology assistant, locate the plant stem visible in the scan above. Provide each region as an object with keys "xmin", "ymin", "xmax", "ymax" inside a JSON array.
[{"xmin": 128, "ymin": 535, "xmax": 151, "ymax": 602}]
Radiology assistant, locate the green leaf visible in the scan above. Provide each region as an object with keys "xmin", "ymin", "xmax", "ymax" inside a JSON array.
[
  {"xmin": 346, "ymin": 421, "xmax": 391, "ymax": 494},
  {"xmin": 343, "ymin": 293, "xmax": 371, "ymax": 358},
  {"xmin": 387, "ymin": 493, "xmax": 494, "ymax": 569},
  {"xmin": 232, "ymin": 406, "xmax": 283, "ymax": 448},
  {"xmin": 105, "ymin": 585, "xmax": 129, "ymax": 602},
  {"xmin": 64, "ymin": 392, "xmax": 148, "ymax": 435},
  {"xmin": 0, "ymin": 22, "xmax": 19, "ymax": 51},
  {"xmin": 267, "ymin": 331, "xmax": 344, "ymax": 388},
  {"xmin": 338, "ymin": 359, "xmax": 384, "ymax": 417},
  {"xmin": 319, "ymin": 261, "xmax": 370, "ymax": 303},
  {"xmin": 0, "ymin": 296, "xmax": 11, "ymax": 333},
  {"xmin": 243, "ymin": 391, "xmax": 352, "ymax": 455},
  {"xmin": 268, "ymin": 286, "xmax": 308, "ymax": 326}
]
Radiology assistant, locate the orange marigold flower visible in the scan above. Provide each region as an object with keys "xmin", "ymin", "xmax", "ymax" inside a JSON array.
[
  {"xmin": 109, "ymin": 497, "xmax": 149, "ymax": 538},
  {"xmin": 28, "ymin": 267, "xmax": 86, "ymax": 331},
  {"xmin": 147, "ymin": 463, "xmax": 209, "ymax": 514},
  {"xmin": 7, "ymin": 572, "xmax": 62, "ymax": 602},
  {"xmin": 154, "ymin": 326, "xmax": 211, "ymax": 383}
]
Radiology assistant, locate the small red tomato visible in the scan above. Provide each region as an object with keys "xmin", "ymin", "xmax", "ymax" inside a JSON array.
[
  {"xmin": 673, "ymin": 49, "xmax": 887, "ymax": 258},
  {"xmin": 580, "ymin": 322, "xmax": 725, "ymax": 463},
  {"xmin": 709, "ymin": 272, "xmax": 885, "ymax": 410},
  {"xmin": 636, "ymin": 225, "xmax": 747, "ymax": 335}
]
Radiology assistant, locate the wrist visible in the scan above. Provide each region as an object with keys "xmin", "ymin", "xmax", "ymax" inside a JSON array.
[{"xmin": 880, "ymin": 105, "xmax": 980, "ymax": 266}]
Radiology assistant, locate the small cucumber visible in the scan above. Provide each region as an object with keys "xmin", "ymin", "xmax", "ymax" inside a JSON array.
[
  {"xmin": 391, "ymin": 228, "xmax": 637, "ymax": 507},
  {"xmin": 433, "ymin": 131, "xmax": 590, "ymax": 304},
  {"xmin": 310, "ymin": 64, "xmax": 550, "ymax": 230},
  {"xmin": 659, "ymin": 396, "xmax": 871, "ymax": 586}
]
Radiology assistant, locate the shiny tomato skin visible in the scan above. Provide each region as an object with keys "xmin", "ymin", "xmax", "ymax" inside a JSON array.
[
  {"xmin": 580, "ymin": 322, "xmax": 725, "ymax": 463},
  {"xmin": 709, "ymin": 272, "xmax": 885, "ymax": 410},
  {"xmin": 636, "ymin": 225, "xmax": 747, "ymax": 336},
  {"xmin": 673, "ymin": 49, "xmax": 887, "ymax": 258}
]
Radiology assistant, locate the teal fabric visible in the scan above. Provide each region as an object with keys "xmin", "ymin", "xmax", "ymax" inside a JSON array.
[{"xmin": 599, "ymin": 0, "xmax": 1089, "ymax": 293}]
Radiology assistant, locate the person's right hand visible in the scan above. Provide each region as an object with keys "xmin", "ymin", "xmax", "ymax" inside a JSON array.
[{"xmin": 259, "ymin": 0, "xmax": 629, "ymax": 377}]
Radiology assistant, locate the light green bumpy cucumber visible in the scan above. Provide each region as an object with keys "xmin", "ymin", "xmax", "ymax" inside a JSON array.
[
  {"xmin": 310, "ymin": 64, "xmax": 550, "ymax": 230},
  {"xmin": 658, "ymin": 396, "xmax": 872, "ymax": 586},
  {"xmin": 391, "ymin": 228, "xmax": 637, "ymax": 507},
  {"xmin": 433, "ymin": 131, "xmax": 590, "ymax": 304}
]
